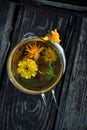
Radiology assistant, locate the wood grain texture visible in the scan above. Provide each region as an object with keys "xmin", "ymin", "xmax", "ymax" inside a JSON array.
[
  {"xmin": 0, "ymin": 3, "xmax": 70, "ymax": 130},
  {"xmin": 0, "ymin": 1, "xmax": 16, "ymax": 80},
  {"xmin": 34, "ymin": 0, "xmax": 87, "ymax": 11},
  {"xmin": 10, "ymin": 0, "xmax": 87, "ymax": 11},
  {"xmin": 0, "ymin": 1, "xmax": 87, "ymax": 130},
  {"xmin": 55, "ymin": 17, "xmax": 87, "ymax": 130}
]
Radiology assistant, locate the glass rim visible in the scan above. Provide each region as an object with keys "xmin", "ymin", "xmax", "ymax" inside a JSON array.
[{"xmin": 7, "ymin": 37, "xmax": 66, "ymax": 95}]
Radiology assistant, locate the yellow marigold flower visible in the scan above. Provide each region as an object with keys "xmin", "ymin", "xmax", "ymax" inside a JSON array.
[
  {"xmin": 17, "ymin": 58, "xmax": 38, "ymax": 79},
  {"xmin": 43, "ymin": 36, "xmax": 49, "ymax": 41},
  {"xmin": 25, "ymin": 43, "xmax": 44, "ymax": 60},
  {"xmin": 49, "ymin": 29, "xmax": 61, "ymax": 43},
  {"xmin": 43, "ymin": 47, "xmax": 57, "ymax": 63},
  {"xmin": 43, "ymin": 29, "xmax": 61, "ymax": 44}
]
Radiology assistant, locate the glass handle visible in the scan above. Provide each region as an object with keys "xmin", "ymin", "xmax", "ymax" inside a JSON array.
[
  {"xmin": 21, "ymin": 32, "xmax": 36, "ymax": 42},
  {"xmin": 51, "ymin": 90, "xmax": 58, "ymax": 109},
  {"xmin": 41, "ymin": 91, "xmax": 58, "ymax": 109},
  {"xmin": 41, "ymin": 93, "xmax": 47, "ymax": 106}
]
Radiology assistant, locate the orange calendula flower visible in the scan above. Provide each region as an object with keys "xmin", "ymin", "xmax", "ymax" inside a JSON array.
[
  {"xmin": 43, "ymin": 29, "xmax": 61, "ymax": 44},
  {"xmin": 25, "ymin": 43, "xmax": 44, "ymax": 60}
]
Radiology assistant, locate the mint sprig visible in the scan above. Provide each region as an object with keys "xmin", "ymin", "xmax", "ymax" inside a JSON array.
[{"xmin": 45, "ymin": 62, "xmax": 55, "ymax": 81}]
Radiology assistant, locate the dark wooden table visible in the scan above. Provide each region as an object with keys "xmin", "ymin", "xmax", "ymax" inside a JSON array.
[{"xmin": 0, "ymin": 1, "xmax": 87, "ymax": 130}]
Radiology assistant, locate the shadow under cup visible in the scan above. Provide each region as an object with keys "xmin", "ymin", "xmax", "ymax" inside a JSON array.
[{"xmin": 7, "ymin": 38, "xmax": 66, "ymax": 95}]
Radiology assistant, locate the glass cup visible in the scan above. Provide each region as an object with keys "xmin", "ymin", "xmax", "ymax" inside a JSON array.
[{"xmin": 7, "ymin": 32, "xmax": 66, "ymax": 106}]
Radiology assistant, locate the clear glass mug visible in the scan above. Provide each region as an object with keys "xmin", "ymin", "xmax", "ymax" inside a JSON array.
[{"xmin": 7, "ymin": 32, "xmax": 66, "ymax": 106}]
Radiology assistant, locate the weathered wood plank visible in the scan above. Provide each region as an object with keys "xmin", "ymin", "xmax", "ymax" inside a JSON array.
[
  {"xmin": 0, "ymin": 3, "xmax": 71, "ymax": 130},
  {"xmin": 10, "ymin": 0, "xmax": 87, "ymax": 11},
  {"xmin": 1, "ymin": 1, "xmax": 87, "ymax": 130},
  {"xmin": 0, "ymin": 1, "xmax": 16, "ymax": 80},
  {"xmin": 55, "ymin": 17, "xmax": 87, "ymax": 130}
]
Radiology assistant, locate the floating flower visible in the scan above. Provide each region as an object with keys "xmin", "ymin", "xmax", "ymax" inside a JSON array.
[
  {"xmin": 43, "ymin": 36, "xmax": 49, "ymax": 41},
  {"xmin": 17, "ymin": 58, "xmax": 38, "ymax": 79},
  {"xmin": 25, "ymin": 43, "xmax": 44, "ymax": 60},
  {"xmin": 43, "ymin": 47, "xmax": 57, "ymax": 63},
  {"xmin": 43, "ymin": 29, "xmax": 61, "ymax": 43}
]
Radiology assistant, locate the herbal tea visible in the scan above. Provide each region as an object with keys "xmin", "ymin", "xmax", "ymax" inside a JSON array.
[{"xmin": 7, "ymin": 38, "xmax": 64, "ymax": 94}]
